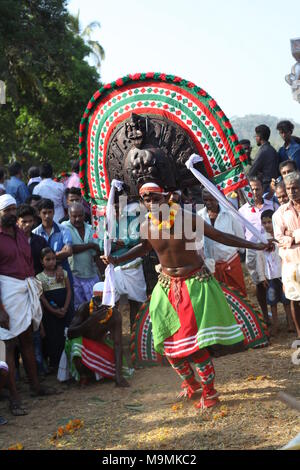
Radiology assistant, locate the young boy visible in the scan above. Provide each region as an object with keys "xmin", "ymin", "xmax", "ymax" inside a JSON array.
[{"xmin": 261, "ymin": 210, "xmax": 295, "ymax": 334}]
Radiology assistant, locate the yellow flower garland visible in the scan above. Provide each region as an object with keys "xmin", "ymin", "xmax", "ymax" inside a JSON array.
[
  {"xmin": 147, "ymin": 201, "xmax": 179, "ymax": 230},
  {"xmin": 89, "ymin": 299, "xmax": 113, "ymax": 324}
]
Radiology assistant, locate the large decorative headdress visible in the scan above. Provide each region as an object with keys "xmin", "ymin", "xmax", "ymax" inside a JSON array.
[{"xmin": 79, "ymin": 73, "xmax": 253, "ymax": 218}]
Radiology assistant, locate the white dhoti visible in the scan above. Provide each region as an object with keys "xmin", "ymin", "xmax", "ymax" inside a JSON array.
[
  {"xmin": 114, "ymin": 259, "xmax": 147, "ymax": 303},
  {"xmin": 0, "ymin": 275, "xmax": 43, "ymax": 341}
]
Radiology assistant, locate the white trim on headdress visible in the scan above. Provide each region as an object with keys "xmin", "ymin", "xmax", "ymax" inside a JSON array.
[{"xmin": 139, "ymin": 183, "xmax": 169, "ymax": 196}]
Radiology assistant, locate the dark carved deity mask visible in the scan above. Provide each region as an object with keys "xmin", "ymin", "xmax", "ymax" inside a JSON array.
[{"xmin": 106, "ymin": 113, "xmax": 207, "ymax": 196}]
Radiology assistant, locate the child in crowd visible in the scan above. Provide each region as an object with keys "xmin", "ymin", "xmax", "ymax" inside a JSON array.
[
  {"xmin": 261, "ymin": 210, "xmax": 295, "ymax": 334},
  {"xmin": 36, "ymin": 248, "xmax": 74, "ymax": 370}
]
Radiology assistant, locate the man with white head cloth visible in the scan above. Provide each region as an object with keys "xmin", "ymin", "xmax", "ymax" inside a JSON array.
[
  {"xmin": 0, "ymin": 194, "xmax": 54, "ymax": 416},
  {"xmin": 60, "ymin": 282, "xmax": 131, "ymax": 387}
]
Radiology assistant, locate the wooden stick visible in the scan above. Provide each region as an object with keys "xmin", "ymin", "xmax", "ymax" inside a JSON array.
[{"xmin": 278, "ymin": 392, "xmax": 300, "ymax": 412}]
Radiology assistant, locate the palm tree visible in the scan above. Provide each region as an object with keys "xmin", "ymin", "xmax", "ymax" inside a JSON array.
[{"xmin": 68, "ymin": 12, "xmax": 105, "ymax": 74}]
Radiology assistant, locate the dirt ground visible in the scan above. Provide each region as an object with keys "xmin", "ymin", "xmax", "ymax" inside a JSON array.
[{"xmin": 0, "ymin": 275, "xmax": 299, "ymax": 450}]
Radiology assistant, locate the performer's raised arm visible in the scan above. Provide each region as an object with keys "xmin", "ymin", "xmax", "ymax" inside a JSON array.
[
  {"xmin": 203, "ymin": 220, "xmax": 271, "ymax": 251},
  {"xmin": 187, "ymin": 207, "xmax": 273, "ymax": 252}
]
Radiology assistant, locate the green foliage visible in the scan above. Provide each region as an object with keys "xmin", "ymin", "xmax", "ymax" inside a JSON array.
[{"xmin": 0, "ymin": 0, "xmax": 101, "ymax": 171}]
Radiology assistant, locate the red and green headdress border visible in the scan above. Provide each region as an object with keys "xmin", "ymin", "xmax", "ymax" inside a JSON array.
[{"xmin": 79, "ymin": 72, "xmax": 250, "ymax": 204}]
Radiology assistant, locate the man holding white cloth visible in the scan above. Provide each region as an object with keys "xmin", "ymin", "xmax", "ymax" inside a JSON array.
[{"xmin": 0, "ymin": 194, "xmax": 50, "ymax": 416}]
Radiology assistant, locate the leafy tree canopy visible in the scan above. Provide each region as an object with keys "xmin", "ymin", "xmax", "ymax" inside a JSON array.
[{"xmin": 0, "ymin": 0, "xmax": 101, "ymax": 172}]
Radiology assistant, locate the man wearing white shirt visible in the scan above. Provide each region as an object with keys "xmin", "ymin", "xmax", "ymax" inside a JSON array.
[
  {"xmin": 261, "ymin": 209, "xmax": 294, "ymax": 335},
  {"xmin": 199, "ymin": 189, "xmax": 247, "ymax": 296},
  {"xmin": 239, "ymin": 176, "xmax": 278, "ymax": 325},
  {"xmin": 33, "ymin": 163, "xmax": 65, "ymax": 223}
]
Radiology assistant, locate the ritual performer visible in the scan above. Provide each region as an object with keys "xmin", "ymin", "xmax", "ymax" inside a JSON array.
[
  {"xmin": 0, "ymin": 194, "xmax": 54, "ymax": 416},
  {"xmin": 98, "ymin": 190, "xmax": 147, "ymax": 330},
  {"xmin": 199, "ymin": 189, "xmax": 247, "ymax": 296},
  {"xmin": 102, "ymin": 180, "xmax": 272, "ymax": 409},
  {"xmin": 61, "ymin": 283, "xmax": 130, "ymax": 387}
]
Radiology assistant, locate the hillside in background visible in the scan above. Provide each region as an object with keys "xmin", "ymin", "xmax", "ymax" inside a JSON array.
[{"xmin": 231, "ymin": 114, "xmax": 300, "ymax": 156}]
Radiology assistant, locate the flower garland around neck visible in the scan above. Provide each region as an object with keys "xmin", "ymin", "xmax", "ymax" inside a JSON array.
[
  {"xmin": 89, "ymin": 299, "xmax": 113, "ymax": 324},
  {"xmin": 147, "ymin": 201, "xmax": 180, "ymax": 230}
]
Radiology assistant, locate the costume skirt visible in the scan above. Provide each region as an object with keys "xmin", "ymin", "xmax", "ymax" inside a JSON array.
[
  {"xmin": 64, "ymin": 336, "xmax": 132, "ymax": 381},
  {"xmin": 149, "ymin": 267, "xmax": 245, "ymax": 358}
]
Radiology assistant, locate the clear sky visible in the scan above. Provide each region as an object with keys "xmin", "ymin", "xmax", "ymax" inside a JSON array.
[{"xmin": 68, "ymin": 0, "xmax": 300, "ymax": 121}]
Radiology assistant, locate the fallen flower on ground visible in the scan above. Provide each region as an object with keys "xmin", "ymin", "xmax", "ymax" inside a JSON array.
[
  {"xmin": 171, "ymin": 403, "xmax": 183, "ymax": 412},
  {"xmin": 51, "ymin": 419, "xmax": 84, "ymax": 442},
  {"xmin": 7, "ymin": 443, "xmax": 24, "ymax": 450}
]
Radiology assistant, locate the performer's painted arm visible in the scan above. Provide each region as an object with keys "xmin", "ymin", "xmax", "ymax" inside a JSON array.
[
  {"xmin": 101, "ymin": 239, "xmax": 152, "ymax": 266},
  {"xmin": 186, "ymin": 208, "xmax": 270, "ymax": 251},
  {"xmin": 203, "ymin": 220, "xmax": 270, "ymax": 251}
]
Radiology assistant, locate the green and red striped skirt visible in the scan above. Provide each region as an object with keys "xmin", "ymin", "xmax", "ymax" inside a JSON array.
[{"xmin": 150, "ymin": 267, "xmax": 245, "ymax": 358}]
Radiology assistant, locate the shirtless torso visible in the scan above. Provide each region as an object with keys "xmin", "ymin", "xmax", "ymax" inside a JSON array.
[{"xmin": 102, "ymin": 200, "xmax": 270, "ymax": 277}]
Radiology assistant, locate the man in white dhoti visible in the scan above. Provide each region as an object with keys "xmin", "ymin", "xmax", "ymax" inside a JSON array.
[{"xmin": 0, "ymin": 194, "xmax": 53, "ymax": 416}]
